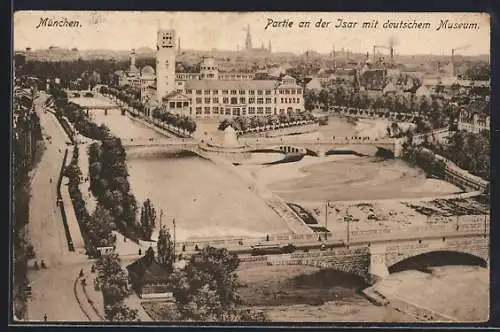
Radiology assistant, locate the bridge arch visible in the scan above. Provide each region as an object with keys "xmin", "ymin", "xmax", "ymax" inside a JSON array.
[{"xmin": 387, "ymin": 250, "xmax": 488, "ymax": 274}]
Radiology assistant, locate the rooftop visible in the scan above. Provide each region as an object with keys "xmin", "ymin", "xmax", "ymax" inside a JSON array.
[{"xmin": 184, "ymin": 79, "xmax": 279, "ymax": 90}]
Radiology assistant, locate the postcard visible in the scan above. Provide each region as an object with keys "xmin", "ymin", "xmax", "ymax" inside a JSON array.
[{"xmin": 12, "ymin": 11, "xmax": 490, "ymax": 324}]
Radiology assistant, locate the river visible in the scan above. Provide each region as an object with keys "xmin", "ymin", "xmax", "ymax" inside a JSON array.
[{"xmin": 90, "ymin": 108, "xmax": 486, "ymax": 322}]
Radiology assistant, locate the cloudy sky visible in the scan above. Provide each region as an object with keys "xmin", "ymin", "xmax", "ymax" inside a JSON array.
[{"xmin": 14, "ymin": 11, "xmax": 490, "ymax": 55}]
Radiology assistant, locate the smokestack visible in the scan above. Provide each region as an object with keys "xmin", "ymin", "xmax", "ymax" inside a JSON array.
[
  {"xmin": 390, "ymin": 47, "xmax": 394, "ymax": 65},
  {"xmin": 451, "ymin": 49, "xmax": 455, "ymax": 76}
]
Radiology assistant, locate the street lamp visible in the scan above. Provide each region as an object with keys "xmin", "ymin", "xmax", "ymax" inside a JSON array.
[
  {"xmin": 324, "ymin": 200, "xmax": 330, "ymax": 241},
  {"xmin": 173, "ymin": 218, "xmax": 176, "ymax": 262},
  {"xmin": 344, "ymin": 207, "xmax": 350, "ymax": 248}
]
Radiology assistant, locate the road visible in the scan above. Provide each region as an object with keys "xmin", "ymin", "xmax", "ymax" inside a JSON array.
[{"xmin": 25, "ymin": 93, "xmax": 91, "ymax": 322}]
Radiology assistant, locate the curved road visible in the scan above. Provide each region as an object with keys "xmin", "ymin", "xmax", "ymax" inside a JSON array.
[{"xmin": 25, "ymin": 93, "xmax": 90, "ymax": 322}]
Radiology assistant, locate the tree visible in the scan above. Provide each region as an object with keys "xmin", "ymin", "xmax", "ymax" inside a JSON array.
[
  {"xmin": 140, "ymin": 199, "xmax": 156, "ymax": 240},
  {"xmin": 105, "ymin": 302, "xmax": 139, "ymax": 322},
  {"xmin": 96, "ymin": 253, "xmax": 130, "ymax": 305},
  {"xmin": 156, "ymin": 225, "xmax": 175, "ymax": 271},
  {"xmin": 169, "ymin": 246, "xmax": 267, "ymax": 322}
]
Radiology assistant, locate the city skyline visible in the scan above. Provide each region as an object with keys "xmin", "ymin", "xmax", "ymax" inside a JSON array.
[{"xmin": 14, "ymin": 11, "xmax": 490, "ymax": 56}]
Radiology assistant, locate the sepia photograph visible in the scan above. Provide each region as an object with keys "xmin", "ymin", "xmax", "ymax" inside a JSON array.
[{"xmin": 11, "ymin": 11, "xmax": 490, "ymax": 324}]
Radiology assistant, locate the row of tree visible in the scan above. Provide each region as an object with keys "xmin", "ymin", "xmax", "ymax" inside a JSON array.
[
  {"xmin": 49, "ymin": 86, "xmax": 110, "ymax": 141},
  {"xmin": 88, "ymin": 139, "xmax": 142, "ymax": 240},
  {"xmin": 13, "ymin": 84, "xmax": 43, "ymax": 319},
  {"xmin": 400, "ymin": 144, "xmax": 447, "ymax": 179},
  {"xmin": 151, "ymin": 108, "xmax": 197, "ymax": 136},
  {"xmin": 424, "ymin": 130, "xmax": 490, "ymax": 181},
  {"xmin": 102, "ymin": 85, "xmax": 198, "ymax": 137},
  {"xmin": 218, "ymin": 112, "xmax": 316, "ymax": 132},
  {"xmin": 304, "ymin": 86, "xmax": 456, "ymax": 123},
  {"xmin": 64, "ymin": 146, "xmax": 116, "ymax": 257},
  {"xmin": 400, "ymin": 128, "xmax": 490, "ymax": 181}
]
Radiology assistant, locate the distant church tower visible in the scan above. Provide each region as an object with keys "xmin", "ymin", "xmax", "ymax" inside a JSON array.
[
  {"xmin": 156, "ymin": 29, "xmax": 176, "ymax": 103},
  {"xmin": 130, "ymin": 49, "xmax": 136, "ymax": 69},
  {"xmin": 245, "ymin": 25, "xmax": 252, "ymax": 50}
]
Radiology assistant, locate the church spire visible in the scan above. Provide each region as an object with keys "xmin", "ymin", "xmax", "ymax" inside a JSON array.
[{"xmin": 245, "ymin": 24, "xmax": 252, "ymax": 50}]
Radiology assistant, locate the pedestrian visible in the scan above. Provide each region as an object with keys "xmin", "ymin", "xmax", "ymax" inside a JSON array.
[
  {"xmin": 266, "ymin": 234, "xmax": 270, "ymax": 242},
  {"xmin": 138, "ymin": 248, "xmax": 142, "ymax": 255},
  {"xmin": 79, "ymin": 269, "xmax": 84, "ymax": 278},
  {"xmin": 41, "ymin": 260, "xmax": 46, "ymax": 269},
  {"xmin": 43, "ymin": 314, "xmax": 47, "ymax": 322},
  {"xmin": 182, "ymin": 244, "xmax": 185, "ymax": 252}
]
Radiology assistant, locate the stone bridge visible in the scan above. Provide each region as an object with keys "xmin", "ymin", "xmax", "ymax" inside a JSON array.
[
  {"xmin": 121, "ymin": 137, "xmax": 199, "ymax": 150},
  {"xmin": 267, "ymin": 228, "xmax": 489, "ymax": 285},
  {"xmin": 241, "ymin": 137, "xmax": 402, "ymax": 157}
]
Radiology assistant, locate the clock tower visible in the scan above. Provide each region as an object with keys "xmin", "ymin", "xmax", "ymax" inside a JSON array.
[{"xmin": 156, "ymin": 29, "xmax": 176, "ymax": 103}]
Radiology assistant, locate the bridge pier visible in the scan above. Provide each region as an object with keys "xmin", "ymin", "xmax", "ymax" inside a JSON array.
[{"xmin": 368, "ymin": 244, "xmax": 389, "ymax": 284}]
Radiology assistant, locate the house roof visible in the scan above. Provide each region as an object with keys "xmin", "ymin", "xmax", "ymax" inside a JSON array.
[
  {"xmin": 184, "ymin": 79, "xmax": 279, "ymax": 90},
  {"xmin": 164, "ymin": 91, "xmax": 190, "ymax": 101},
  {"xmin": 126, "ymin": 256, "xmax": 171, "ymax": 285}
]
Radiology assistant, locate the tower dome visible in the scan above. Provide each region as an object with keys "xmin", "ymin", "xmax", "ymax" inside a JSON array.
[{"xmin": 141, "ymin": 65, "xmax": 155, "ymax": 77}]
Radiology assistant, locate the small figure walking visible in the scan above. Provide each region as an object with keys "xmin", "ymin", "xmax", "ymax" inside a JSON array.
[
  {"xmin": 182, "ymin": 244, "xmax": 186, "ymax": 252},
  {"xmin": 79, "ymin": 269, "xmax": 84, "ymax": 278},
  {"xmin": 138, "ymin": 248, "xmax": 142, "ymax": 255},
  {"xmin": 43, "ymin": 314, "xmax": 47, "ymax": 322},
  {"xmin": 266, "ymin": 234, "xmax": 270, "ymax": 242}
]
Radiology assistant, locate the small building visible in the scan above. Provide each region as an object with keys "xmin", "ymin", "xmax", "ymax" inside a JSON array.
[
  {"xmin": 458, "ymin": 100, "xmax": 490, "ymax": 134},
  {"xmin": 126, "ymin": 255, "xmax": 173, "ymax": 299},
  {"xmin": 415, "ymin": 85, "xmax": 431, "ymax": 98}
]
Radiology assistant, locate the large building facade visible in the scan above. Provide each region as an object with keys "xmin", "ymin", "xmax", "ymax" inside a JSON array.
[
  {"xmin": 118, "ymin": 28, "xmax": 304, "ymax": 118},
  {"xmin": 172, "ymin": 75, "xmax": 303, "ymax": 118}
]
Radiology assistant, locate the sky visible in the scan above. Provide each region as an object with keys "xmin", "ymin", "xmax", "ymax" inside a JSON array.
[{"xmin": 14, "ymin": 11, "xmax": 490, "ymax": 55}]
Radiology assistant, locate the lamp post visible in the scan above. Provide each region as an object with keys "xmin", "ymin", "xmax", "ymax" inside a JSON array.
[
  {"xmin": 325, "ymin": 200, "xmax": 329, "ymax": 241},
  {"xmin": 173, "ymin": 218, "xmax": 176, "ymax": 262},
  {"xmin": 345, "ymin": 207, "xmax": 350, "ymax": 248}
]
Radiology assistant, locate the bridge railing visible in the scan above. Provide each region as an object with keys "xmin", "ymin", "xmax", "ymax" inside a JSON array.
[{"xmin": 240, "ymin": 136, "xmax": 395, "ymax": 147}]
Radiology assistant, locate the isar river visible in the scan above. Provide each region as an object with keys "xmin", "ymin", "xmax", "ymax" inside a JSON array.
[{"xmin": 90, "ymin": 110, "xmax": 488, "ymax": 322}]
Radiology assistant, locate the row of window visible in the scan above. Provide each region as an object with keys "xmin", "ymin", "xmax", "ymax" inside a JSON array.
[
  {"xmin": 193, "ymin": 106, "xmax": 299, "ymax": 116},
  {"xmin": 191, "ymin": 96, "xmax": 302, "ymax": 104},
  {"xmin": 193, "ymin": 97, "xmax": 276, "ymax": 104},
  {"xmin": 187, "ymin": 88, "xmax": 301, "ymax": 95},
  {"xmin": 280, "ymin": 97, "xmax": 301, "ymax": 104},
  {"xmin": 169, "ymin": 101, "xmax": 190, "ymax": 108}
]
